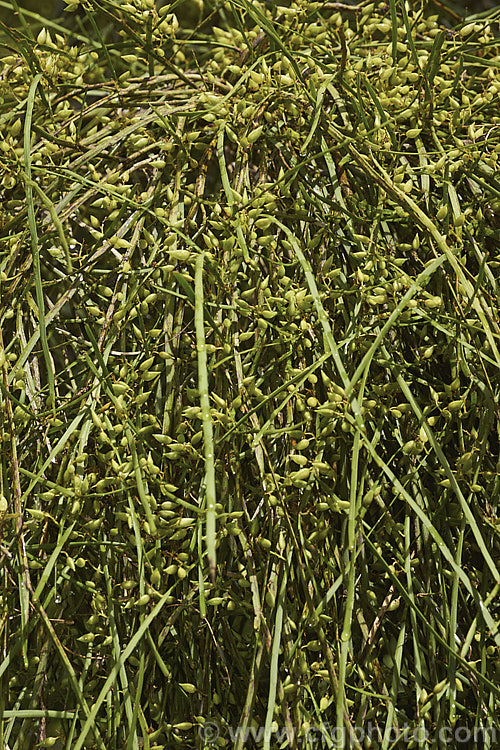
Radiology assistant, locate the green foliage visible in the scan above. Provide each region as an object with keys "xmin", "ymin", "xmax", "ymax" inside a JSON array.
[{"xmin": 1, "ymin": 1, "xmax": 499, "ymax": 747}]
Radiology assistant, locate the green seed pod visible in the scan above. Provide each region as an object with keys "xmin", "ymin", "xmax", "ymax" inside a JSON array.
[
  {"xmin": 231, "ymin": 395, "xmax": 242, "ymax": 410},
  {"xmin": 247, "ymin": 125, "xmax": 264, "ymax": 144},
  {"xmin": 295, "ymin": 438, "xmax": 310, "ymax": 451},
  {"xmin": 424, "ymin": 296, "xmax": 442, "ymax": 309},
  {"xmin": 84, "ymin": 518, "xmax": 102, "ymax": 531},
  {"xmin": 316, "ymin": 404, "xmax": 336, "ymax": 416},
  {"xmin": 173, "ymin": 722, "xmax": 194, "ymax": 731},
  {"xmin": 183, "ymin": 406, "xmax": 202, "ymax": 419},
  {"xmin": 40, "ymin": 490, "xmax": 56, "ymax": 501},
  {"xmin": 191, "ymin": 430, "xmax": 203, "ymax": 446},
  {"xmin": 304, "ymin": 639, "xmax": 321, "ymax": 651},
  {"xmin": 169, "ymin": 249, "xmax": 191, "ymax": 262},
  {"xmin": 136, "ymin": 594, "xmax": 150, "ymax": 606},
  {"xmin": 154, "ymin": 434, "xmax": 172, "ymax": 444},
  {"xmin": 290, "ymin": 454, "xmax": 308, "ymax": 466},
  {"xmin": 402, "ymin": 440, "xmax": 422, "ymax": 455},
  {"xmin": 459, "ymin": 22, "xmax": 475, "ymax": 36},
  {"xmin": 265, "ymin": 589, "xmax": 276, "ymax": 608},
  {"xmin": 112, "ymin": 381, "xmax": 129, "ymax": 396},
  {"xmin": 289, "ymin": 467, "xmax": 310, "ymax": 481},
  {"xmin": 436, "ymin": 205, "xmax": 448, "ymax": 221},
  {"xmin": 142, "ymin": 370, "xmax": 161, "ymax": 381},
  {"xmin": 432, "ymin": 678, "xmax": 448, "ymax": 694},
  {"xmin": 179, "ymin": 682, "xmax": 197, "ymax": 693},
  {"xmin": 140, "ymin": 356, "xmax": 155, "ymax": 371},
  {"xmin": 163, "ymin": 484, "xmax": 178, "ymax": 493},
  {"xmin": 151, "ymin": 568, "xmax": 161, "ymax": 588},
  {"xmin": 11, "ymin": 118, "xmax": 23, "ymax": 137},
  {"xmin": 177, "ymin": 517, "xmax": 195, "ymax": 528},
  {"xmin": 77, "ymin": 633, "xmax": 96, "ymax": 643},
  {"xmin": 367, "ymin": 295, "xmax": 386, "ymax": 305},
  {"xmin": 211, "ymin": 393, "xmax": 226, "ymax": 409},
  {"xmin": 122, "ymin": 580, "xmax": 137, "ymax": 590}
]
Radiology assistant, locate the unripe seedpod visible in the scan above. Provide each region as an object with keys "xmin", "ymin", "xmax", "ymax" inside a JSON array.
[
  {"xmin": 173, "ymin": 722, "xmax": 194, "ymax": 731},
  {"xmin": 432, "ymin": 678, "xmax": 448, "ymax": 694},
  {"xmin": 11, "ymin": 118, "xmax": 22, "ymax": 137},
  {"xmin": 179, "ymin": 682, "xmax": 197, "ymax": 693},
  {"xmin": 77, "ymin": 633, "xmax": 96, "ymax": 643},
  {"xmin": 151, "ymin": 568, "xmax": 161, "ymax": 587},
  {"xmin": 265, "ymin": 590, "xmax": 276, "ymax": 608},
  {"xmin": 290, "ymin": 468, "xmax": 310, "ymax": 481},
  {"xmin": 295, "ymin": 439, "xmax": 310, "ymax": 451},
  {"xmin": 459, "ymin": 22, "xmax": 475, "ymax": 36},
  {"xmin": 290, "ymin": 454, "xmax": 308, "ymax": 466},
  {"xmin": 247, "ymin": 125, "xmax": 264, "ymax": 144},
  {"xmin": 436, "ymin": 205, "xmax": 448, "ymax": 221},
  {"xmin": 402, "ymin": 440, "xmax": 423, "ymax": 455},
  {"xmin": 112, "ymin": 381, "xmax": 129, "ymax": 396},
  {"xmin": 424, "ymin": 296, "xmax": 442, "ymax": 309},
  {"xmin": 169, "ymin": 249, "xmax": 191, "ymax": 262},
  {"xmin": 140, "ymin": 356, "xmax": 155, "ymax": 371},
  {"xmin": 154, "ymin": 433, "xmax": 172, "ymax": 444}
]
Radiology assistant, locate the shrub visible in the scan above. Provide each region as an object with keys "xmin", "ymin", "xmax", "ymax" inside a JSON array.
[{"xmin": 1, "ymin": 1, "xmax": 499, "ymax": 747}]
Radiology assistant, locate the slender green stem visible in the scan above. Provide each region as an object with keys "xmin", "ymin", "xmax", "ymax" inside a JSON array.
[
  {"xmin": 23, "ymin": 73, "xmax": 56, "ymax": 415},
  {"xmin": 195, "ymin": 252, "xmax": 217, "ymax": 580},
  {"xmin": 263, "ymin": 553, "xmax": 289, "ymax": 750}
]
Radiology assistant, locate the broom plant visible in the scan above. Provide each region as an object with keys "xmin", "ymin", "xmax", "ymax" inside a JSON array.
[{"xmin": 0, "ymin": 0, "xmax": 499, "ymax": 747}]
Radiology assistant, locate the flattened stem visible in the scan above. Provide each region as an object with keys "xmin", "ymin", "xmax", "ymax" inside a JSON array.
[{"xmin": 195, "ymin": 252, "xmax": 217, "ymax": 580}]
